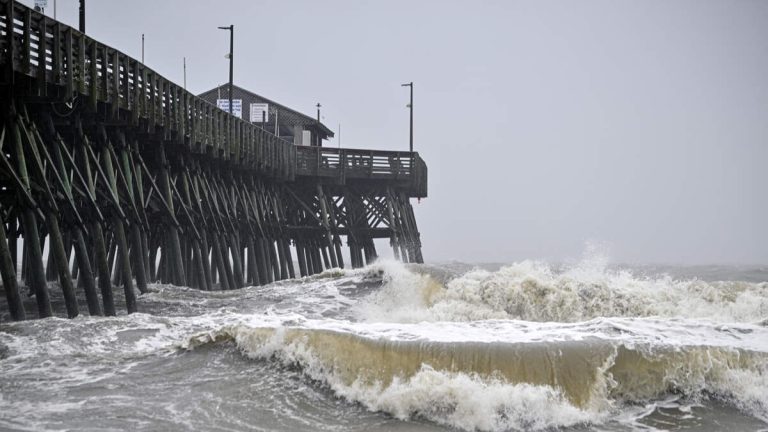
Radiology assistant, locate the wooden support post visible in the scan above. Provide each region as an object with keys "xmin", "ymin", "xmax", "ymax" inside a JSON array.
[
  {"xmin": 115, "ymin": 223, "xmax": 136, "ymax": 311},
  {"xmin": 76, "ymin": 122, "xmax": 116, "ymax": 315},
  {"xmin": 70, "ymin": 239, "xmax": 78, "ymax": 280},
  {"xmin": 73, "ymin": 229, "xmax": 101, "ymax": 315},
  {"xmin": 325, "ymin": 198, "xmax": 344, "ymax": 270},
  {"xmin": 257, "ymin": 238, "xmax": 272, "ymax": 283},
  {"xmin": 100, "ymin": 135, "xmax": 137, "ymax": 313},
  {"xmin": 296, "ymin": 240, "xmax": 307, "ymax": 277},
  {"xmin": 267, "ymin": 239, "xmax": 280, "ymax": 280},
  {"xmin": 157, "ymin": 244, "xmax": 168, "ymax": 283},
  {"xmin": 148, "ymin": 237, "xmax": 158, "ymax": 282},
  {"xmin": 280, "ymin": 238, "xmax": 295, "ymax": 279},
  {"xmin": 210, "ymin": 234, "xmax": 229, "ymax": 290},
  {"xmin": 228, "ymin": 233, "xmax": 244, "ymax": 288},
  {"xmin": 246, "ymin": 237, "xmax": 261, "ymax": 285},
  {"xmin": 399, "ymin": 192, "xmax": 423, "ymax": 263},
  {"xmin": 276, "ymin": 236, "xmax": 289, "ymax": 280},
  {"xmin": 116, "ymin": 136, "xmax": 148, "ymax": 294},
  {"xmin": 386, "ymin": 188, "xmax": 401, "ymax": 261},
  {"xmin": 200, "ymin": 230, "xmax": 213, "ymax": 290},
  {"xmin": 9, "ymin": 218, "xmax": 17, "ymax": 274},
  {"xmin": 303, "ymin": 240, "xmax": 314, "ymax": 275},
  {"xmin": 308, "ymin": 239, "xmax": 319, "ymax": 274},
  {"xmin": 10, "ymin": 117, "xmax": 52, "ymax": 317},
  {"xmin": 130, "ymin": 223, "xmax": 148, "ymax": 294},
  {"xmin": 221, "ymin": 235, "xmax": 236, "ymax": 289},
  {"xmin": 142, "ymin": 231, "xmax": 151, "ymax": 281},
  {"xmin": 42, "ymin": 115, "xmax": 101, "ymax": 315},
  {"xmin": 92, "ymin": 222, "xmax": 115, "ymax": 315},
  {"xmin": 158, "ymin": 143, "xmax": 186, "ymax": 286},
  {"xmin": 21, "ymin": 209, "xmax": 50, "ymax": 317},
  {"xmin": 183, "ymin": 166, "xmax": 212, "ymax": 290},
  {"xmin": 402, "ymin": 197, "xmax": 424, "ymax": 263},
  {"xmin": 391, "ymin": 193, "xmax": 410, "ymax": 262},
  {"xmin": 45, "ymin": 235, "xmax": 57, "ymax": 281},
  {"xmin": 321, "ymin": 243, "xmax": 331, "ymax": 270},
  {"xmin": 317, "ymin": 185, "xmax": 338, "ymax": 269},
  {"xmin": 315, "ymin": 240, "xmax": 325, "ymax": 273},
  {"xmin": 45, "ymin": 211, "xmax": 79, "ymax": 318},
  {"xmin": 192, "ymin": 240, "xmax": 206, "ymax": 290},
  {"xmin": 334, "ymin": 236, "xmax": 344, "ymax": 269},
  {"xmin": 0, "ymin": 206, "xmax": 25, "ymax": 320}
]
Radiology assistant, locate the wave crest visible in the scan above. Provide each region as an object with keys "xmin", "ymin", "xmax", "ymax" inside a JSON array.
[
  {"xmin": 357, "ymin": 260, "xmax": 768, "ymax": 323},
  {"xmin": 184, "ymin": 319, "xmax": 768, "ymax": 431}
]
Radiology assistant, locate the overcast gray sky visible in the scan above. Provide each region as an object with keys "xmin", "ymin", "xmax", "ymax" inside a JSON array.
[{"xmin": 31, "ymin": 0, "xmax": 768, "ymax": 265}]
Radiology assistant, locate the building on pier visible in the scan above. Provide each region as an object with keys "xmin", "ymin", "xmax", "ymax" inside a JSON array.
[{"xmin": 198, "ymin": 84, "xmax": 334, "ymax": 147}]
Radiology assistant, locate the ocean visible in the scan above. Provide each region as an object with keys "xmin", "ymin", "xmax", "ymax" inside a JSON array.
[{"xmin": 1, "ymin": 259, "xmax": 767, "ymax": 431}]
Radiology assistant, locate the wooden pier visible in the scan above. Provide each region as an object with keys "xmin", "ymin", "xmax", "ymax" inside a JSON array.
[{"xmin": 0, "ymin": 0, "xmax": 426, "ymax": 320}]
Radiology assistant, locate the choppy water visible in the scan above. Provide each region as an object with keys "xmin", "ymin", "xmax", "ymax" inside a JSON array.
[{"xmin": 1, "ymin": 259, "xmax": 767, "ymax": 431}]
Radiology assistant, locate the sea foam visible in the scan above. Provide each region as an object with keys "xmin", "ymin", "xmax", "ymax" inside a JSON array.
[
  {"xmin": 183, "ymin": 316, "xmax": 768, "ymax": 431},
  {"xmin": 356, "ymin": 259, "xmax": 768, "ymax": 323}
]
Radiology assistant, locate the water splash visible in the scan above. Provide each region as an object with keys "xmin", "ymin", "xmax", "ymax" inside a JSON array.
[{"xmin": 356, "ymin": 259, "xmax": 768, "ymax": 323}]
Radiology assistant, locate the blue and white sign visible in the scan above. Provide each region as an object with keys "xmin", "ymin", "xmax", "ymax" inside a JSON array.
[{"xmin": 216, "ymin": 99, "xmax": 242, "ymax": 119}]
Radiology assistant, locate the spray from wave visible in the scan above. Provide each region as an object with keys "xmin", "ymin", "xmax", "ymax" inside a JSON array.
[{"xmin": 356, "ymin": 259, "xmax": 768, "ymax": 323}]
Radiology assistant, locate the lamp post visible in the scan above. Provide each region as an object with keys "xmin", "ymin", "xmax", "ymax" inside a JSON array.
[
  {"xmin": 401, "ymin": 82, "xmax": 413, "ymax": 154},
  {"xmin": 316, "ymin": 103, "xmax": 322, "ymax": 147},
  {"xmin": 218, "ymin": 25, "xmax": 234, "ymax": 115},
  {"xmin": 78, "ymin": 0, "xmax": 85, "ymax": 33}
]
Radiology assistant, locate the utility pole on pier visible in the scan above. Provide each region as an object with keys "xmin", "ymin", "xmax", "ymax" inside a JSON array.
[
  {"xmin": 218, "ymin": 25, "xmax": 234, "ymax": 115},
  {"xmin": 401, "ymin": 82, "xmax": 413, "ymax": 154},
  {"xmin": 316, "ymin": 103, "xmax": 322, "ymax": 147},
  {"xmin": 78, "ymin": 0, "xmax": 85, "ymax": 33}
]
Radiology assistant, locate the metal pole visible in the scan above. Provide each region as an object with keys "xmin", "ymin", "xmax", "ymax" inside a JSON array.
[
  {"xmin": 219, "ymin": 25, "xmax": 234, "ymax": 115},
  {"xmin": 401, "ymin": 82, "xmax": 413, "ymax": 153},
  {"xmin": 183, "ymin": 57, "xmax": 187, "ymax": 90},
  {"xmin": 228, "ymin": 26, "xmax": 233, "ymax": 115},
  {"xmin": 409, "ymin": 82, "xmax": 413, "ymax": 154},
  {"xmin": 401, "ymin": 81, "xmax": 414, "ymax": 172},
  {"xmin": 79, "ymin": 0, "xmax": 85, "ymax": 33},
  {"xmin": 142, "ymin": 34, "xmax": 144, "ymax": 63},
  {"xmin": 54, "ymin": 0, "xmax": 57, "ymax": 19},
  {"xmin": 316, "ymin": 103, "xmax": 321, "ymax": 147}
]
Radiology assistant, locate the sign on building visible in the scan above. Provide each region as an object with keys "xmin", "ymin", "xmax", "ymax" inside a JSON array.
[
  {"xmin": 216, "ymin": 99, "xmax": 242, "ymax": 119},
  {"xmin": 34, "ymin": 0, "xmax": 48, "ymax": 8},
  {"xmin": 250, "ymin": 103, "xmax": 269, "ymax": 123}
]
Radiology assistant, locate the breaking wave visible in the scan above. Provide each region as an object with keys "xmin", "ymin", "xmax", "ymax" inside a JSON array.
[
  {"xmin": 184, "ymin": 317, "xmax": 768, "ymax": 431},
  {"xmin": 356, "ymin": 259, "xmax": 768, "ymax": 323},
  {"xmin": 3, "ymin": 258, "xmax": 766, "ymax": 431}
]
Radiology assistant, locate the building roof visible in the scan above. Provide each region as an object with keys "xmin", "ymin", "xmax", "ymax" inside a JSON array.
[{"xmin": 198, "ymin": 84, "xmax": 334, "ymax": 139}]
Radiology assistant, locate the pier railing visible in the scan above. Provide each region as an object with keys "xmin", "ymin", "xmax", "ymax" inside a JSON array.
[
  {"xmin": 1, "ymin": 0, "xmax": 302, "ymax": 178},
  {"xmin": 0, "ymin": 0, "xmax": 425, "ymax": 195},
  {"xmin": 295, "ymin": 146, "xmax": 427, "ymax": 196}
]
